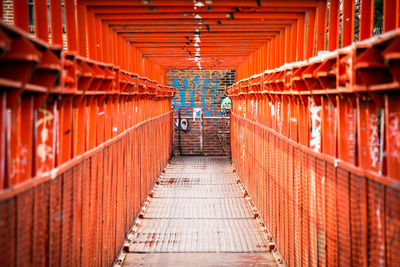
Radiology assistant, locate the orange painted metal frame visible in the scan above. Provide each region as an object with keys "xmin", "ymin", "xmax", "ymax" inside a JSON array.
[
  {"xmin": 229, "ymin": 28, "xmax": 400, "ymax": 266},
  {"xmin": 0, "ymin": 3, "xmax": 175, "ymax": 263},
  {"xmin": 1, "ymin": 0, "xmax": 400, "ymax": 266}
]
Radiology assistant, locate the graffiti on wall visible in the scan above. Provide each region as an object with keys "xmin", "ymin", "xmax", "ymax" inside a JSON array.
[{"xmin": 172, "ymin": 70, "xmax": 232, "ymax": 116}]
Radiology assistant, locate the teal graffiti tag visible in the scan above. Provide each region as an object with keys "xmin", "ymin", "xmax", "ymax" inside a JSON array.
[
  {"xmin": 202, "ymin": 78, "xmax": 222, "ymax": 116},
  {"xmin": 173, "ymin": 75, "xmax": 223, "ymax": 116}
]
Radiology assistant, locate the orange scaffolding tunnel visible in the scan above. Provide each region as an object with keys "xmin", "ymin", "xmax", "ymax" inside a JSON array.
[{"xmin": 0, "ymin": 0, "xmax": 400, "ymax": 266}]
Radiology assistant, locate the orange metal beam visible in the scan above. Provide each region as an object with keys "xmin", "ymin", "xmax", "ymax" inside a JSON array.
[
  {"xmin": 359, "ymin": 0, "xmax": 374, "ymax": 40},
  {"xmin": 13, "ymin": 0, "xmax": 29, "ymax": 31},
  {"xmin": 34, "ymin": 0, "xmax": 49, "ymax": 42},
  {"xmin": 328, "ymin": 0, "xmax": 339, "ymax": 50},
  {"xmin": 87, "ymin": 6, "xmax": 315, "ymax": 13},
  {"xmin": 102, "ymin": 19, "xmax": 298, "ymax": 25},
  {"xmin": 383, "ymin": 0, "xmax": 400, "ymax": 32},
  {"xmin": 342, "ymin": 0, "xmax": 355, "ymax": 47},
  {"xmin": 65, "ymin": 0, "xmax": 78, "ymax": 51},
  {"xmin": 82, "ymin": 0, "xmax": 321, "ymax": 7},
  {"xmin": 50, "ymin": 0, "xmax": 64, "ymax": 45},
  {"xmin": 315, "ymin": 1, "xmax": 327, "ymax": 51},
  {"xmin": 306, "ymin": 8, "xmax": 316, "ymax": 58},
  {"xmin": 91, "ymin": 12, "xmax": 304, "ymax": 20}
]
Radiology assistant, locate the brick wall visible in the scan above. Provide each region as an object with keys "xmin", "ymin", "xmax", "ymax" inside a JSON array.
[
  {"xmin": 3, "ymin": 0, "xmax": 13, "ymax": 25},
  {"xmin": 2, "ymin": 1, "xmax": 68, "ymax": 50},
  {"xmin": 167, "ymin": 69, "xmax": 235, "ymax": 156}
]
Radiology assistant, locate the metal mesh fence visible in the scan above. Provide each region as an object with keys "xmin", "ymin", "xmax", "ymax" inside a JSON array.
[
  {"xmin": 0, "ymin": 112, "xmax": 173, "ymax": 267},
  {"xmin": 231, "ymin": 113, "xmax": 400, "ymax": 266}
]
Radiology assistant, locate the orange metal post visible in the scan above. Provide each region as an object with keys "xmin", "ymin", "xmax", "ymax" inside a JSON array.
[
  {"xmin": 297, "ymin": 14, "xmax": 305, "ymax": 60},
  {"xmin": 359, "ymin": 0, "xmax": 374, "ymax": 40},
  {"xmin": 383, "ymin": 0, "xmax": 400, "ymax": 32},
  {"xmin": 65, "ymin": 0, "xmax": 78, "ymax": 51},
  {"xmin": 19, "ymin": 95, "xmax": 34, "ymax": 182},
  {"xmin": 96, "ymin": 16, "xmax": 103, "ymax": 61},
  {"xmin": 87, "ymin": 9, "xmax": 97, "ymax": 59},
  {"xmin": 72, "ymin": 98, "xmax": 86, "ymax": 157},
  {"xmin": 13, "ymin": 0, "xmax": 29, "ymax": 31},
  {"xmin": 0, "ymin": 92, "xmax": 5, "ymax": 188},
  {"xmin": 306, "ymin": 8, "xmax": 316, "ymax": 58},
  {"xmin": 290, "ymin": 24, "xmax": 297, "ymax": 62},
  {"xmin": 34, "ymin": 0, "xmax": 49, "ymax": 42},
  {"xmin": 102, "ymin": 21, "xmax": 110, "ymax": 62},
  {"xmin": 50, "ymin": 0, "xmax": 64, "ymax": 45},
  {"xmin": 35, "ymin": 101, "xmax": 56, "ymax": 175},
  {"xmin": 342, "ymin": 0, "xmax": 355, "ymax": 47},
  {"xmin": 316, "ymin": 2, "xmax": 327, "ymax": 52},
  {"xmin": 328, "ymin": 0, "xmax": 339, "ymax": 50}
]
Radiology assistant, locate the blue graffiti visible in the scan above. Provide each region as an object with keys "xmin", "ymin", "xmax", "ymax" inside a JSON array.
[
  {"xmin": 173, "ymin": 75, "xmax": 223, "ymax": 116},
  {"xmin": 202, "ymin": 78, "xmax": 222, "ymax": 116}
]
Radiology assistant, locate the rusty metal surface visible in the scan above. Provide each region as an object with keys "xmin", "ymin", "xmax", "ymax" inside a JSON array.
[{"xmin": 127, "ymin": 156, "xmax": 272, "ymax": 254}]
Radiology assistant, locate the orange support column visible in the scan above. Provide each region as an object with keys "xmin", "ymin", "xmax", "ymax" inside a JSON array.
[
  {"xmin": 306, "ymin": 8, "xmax": 316, "ymax": 58},
  {"xmin": 321, "ymin": 96, "xmax": 336, "ymax": 157},
  {"xmin": 97, "ymin": 98, "xmax": 106, "ymax": 145},
  {"xmin": 383, "ymin": 0, "xmax": 400, "ymax": 32},
  {"xmin": 19, "ymin": 95, "xmax": 34, "ymax": 182},
  {"xmin": 96, "ymin": 16, "xmax": 103, "ymax": 61},
  {"xmin": 87, "ymin": 10, "xmax": 98, "ymax": 59},
  {"xmin": 13, "ymin": 0, "xmax": 29, "ymax": 32},
  {"xmin": 34, "ymin": 0, "xmax": 49, "ymax": 42},
  {"xmin": 297, "ymin": 14, "xmax": 306, "ymax": 60},
  {"xmin": 104, "ymin": 96, "xmax": 113, "ymax": 141},
  {"xmin": 35, "ymin": 101, "xmax": 57, "ymax": 175},
  {"xmin": 7, "ymin": 94, "xmax": 34, "ymax": 185},
  {"xmin": 0, "ymin": 92, "xmax": 5, "ymax": 188},
  {"xmin": 359, "ymin": 0, "xmax": 374, "ymax": 41},
  {"xmin": 328, "ymin": 0, "xmax": 340, "ymax": 50},
  {"xmin": 65, "ymin": 0, "xmax": 78, "ymax": 51},
  {"xmin": 316, "ymin": 2, "xmax": 327, "ymax": 52},
  {"xmin": 57, "ymin": 97, "xmax": 73, "ymax": 165},
  {"xmin": 102, "ymin": 21, "xmax": 111, "ymax": 62},
  {"xmin": 72, "ymin": 97, "xmax": 86, "ymax": 157},
  {"xmin": 357, "ymin": 99, "xmax": 380, "ymax": 173},
  {"xmin": 298, "ymin": 97, "xmax": 309, "ymax": 146},
  {"xmin": 290, "ymin": 23, "xmax": 297, "ymax": 62},
  {"xmin": 272, "ymin": 37, "xmax": 277, "ymax": 68},
  {"xmin": 342, "ymin": 0, "xmax": 355, "ymax": 47},
  {"xmin": 386, "ymin": 93, "xmax": 400, "ymax": 180},
  {"xmin": 337, "ymin": 96, "xmax": 357, "ymax": 165},
  {"xmin": 284, "ymin": 27, "xmax": 290, "ymax": 63},
  {"xmin": 50, "ymin": 0, "xmax": 64, "ymax": 45},
  {"xmin": 278, "ymin": 33, "xmax": 283, "ymax": 66},
  {"xmin": 87, "ymin": 96, "xmax": 98, "ymax": 150},
  {"xmin": 7, "ymin": 99, "xmax": 21, "ymax": 186}
]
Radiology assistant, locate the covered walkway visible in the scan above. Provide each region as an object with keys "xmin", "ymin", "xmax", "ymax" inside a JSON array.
[{"xmin": 0, "ymin": 0, "xmax": 400, "ymax": 266}]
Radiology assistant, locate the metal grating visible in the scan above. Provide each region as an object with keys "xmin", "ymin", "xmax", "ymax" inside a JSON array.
[
  {"xmin": 153, "ymin": 184, "xmax": 242, "ymax": 198},
  {"xmin": 158, "ymin": 173, "xmax": 235, "ymax": 185},
  {"xmin": 128, "ymin": 156, "xmax": 270, "ymax": 254},
  {"xmin": 130, "ymin": 219, "xmax": 267, "ymax": 253},
  {"xmin": 145, "ymin": 198, "xmax": 252, "ymax": 218}
]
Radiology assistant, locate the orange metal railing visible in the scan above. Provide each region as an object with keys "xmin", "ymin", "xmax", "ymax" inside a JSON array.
[
  {"xmin": 0, "ymin": 15, "xmax": 175, "ymax": 266},
  {"xmin": 228, "ymin": 29, "xmax": 400, "ymax": 266}
]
